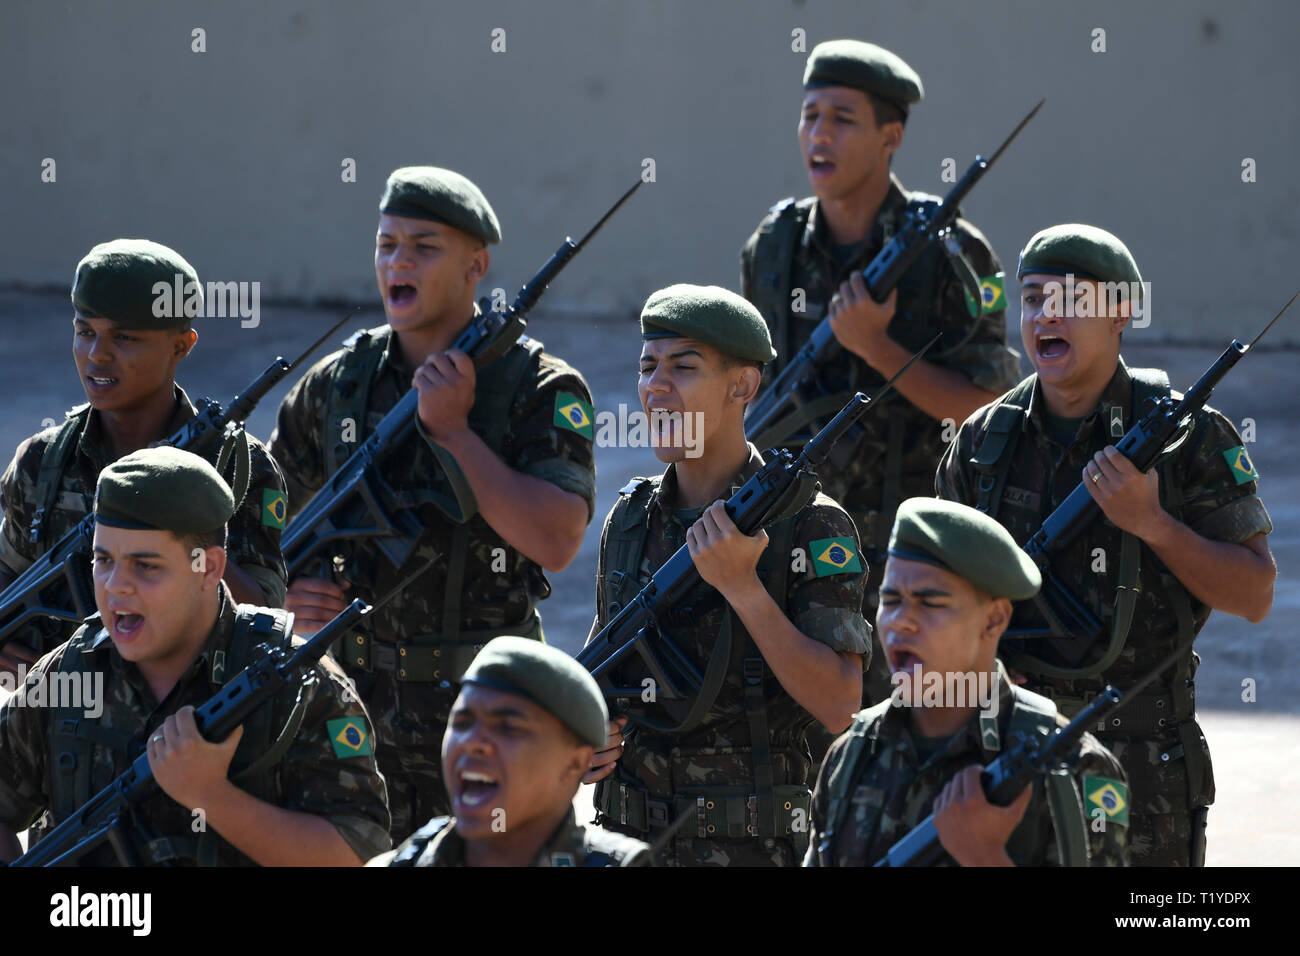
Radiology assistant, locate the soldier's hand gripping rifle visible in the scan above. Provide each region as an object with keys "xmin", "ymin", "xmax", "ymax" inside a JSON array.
[
  {"xmin": 280, "ymin": 180, "xmax": 642, "ymax": 581},
  {"xmin": 0, "ymin": 310, "xmax": 357, "ymax": 655},
  {"xmin": 1001, "ymin": 292, "xmax": 1296, "ymax": 671},
  {"xmin": 745, "ymin": 100, "xmax": 1044, "ymax": 455},
  {"xmin": 577, "ymin": 336, "xmax": 939, "ymax": 734},
  {"xmin": 5, "ymin": 560, "xmax": 427, "ymax": 867},
  {"xmin": 866, "ymin": 641, "xmax": 1188, "ymax": 868}
]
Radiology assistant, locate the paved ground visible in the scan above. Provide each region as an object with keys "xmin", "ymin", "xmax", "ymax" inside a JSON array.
[{"xmin": 1, "ymin": 292, "xmax": 1293, "ymax": 864}]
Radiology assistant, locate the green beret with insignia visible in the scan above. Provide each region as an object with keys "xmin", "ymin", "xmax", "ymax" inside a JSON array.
[
  {"xmin": 461, "ymin": 637, "xmax": 608, "ymax": 749},
  {"xmin": 804, "ymin": 39, "xmax": 924, "ymax": 117},
  {"xmin": 379, "ymin": 166, "xmax": 502, "ymax": 246},
  {"xmin": 888, "ymin": 498, "xmax": 1040, "ymax": 600},
  {"xmin": 72, "ymin": 239, "xmax": 200, "ymax": 330},
  {"xmin": 95, "ymin": 446, "xmax": 234, "ymax": 534},
  {"xmin": 1017, "ymin": 224, "xmax": 1141, "ymax": 286},
  {"xmin": 640, "ymin": 283, "xmax": 776, "ymax": 364}
]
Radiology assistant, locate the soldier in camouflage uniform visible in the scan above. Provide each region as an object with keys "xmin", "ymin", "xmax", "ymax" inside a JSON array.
[
  {"xmin": 807, "ymin": 498, "xmax": 1129, "ymax": 866},
  {"xmin": 740, "ymin": 40, "xmax": 1022, "ymax": 707},
  {"xmin": 0, "ymin": 447, "xmax": 389, "ymax": 866},
  {"xmin": 372, "ymin": 637, "xmax": 651, "ymax": 867},
  {"xmin": 270, "ymin": 167, "xmax": 597, "ymax": 841},
  {"xmin": 0, "ymin": 239, "xmax": 288, "ymax": 676},
  {"xmin": 585, "ymin": 285, "xmax": 871, "ymax": 867},
  {"xmin": 936, "ymin": 224, "xmax": 1276, "ymax": 866}
]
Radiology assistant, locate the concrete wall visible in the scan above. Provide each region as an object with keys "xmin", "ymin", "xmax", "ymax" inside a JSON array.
[{"xmin": 2, "ymin": 0, "xmax": 1297, "ymax": 343}]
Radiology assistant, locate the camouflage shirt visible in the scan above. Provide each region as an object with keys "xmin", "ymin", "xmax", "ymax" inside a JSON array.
[
  {"xmin": 740, "ymin": 174, "xmax": 1022, "ymax": 553},
  {"xmin": 270, "ymin": 324, "xmax": 597, "ymax": 640},
  {"xmin": 269, "ymin": 323, "xmax": 596, "ymax": 837},
  {"xmin": 0, "ymin": 583, "xmax": 391, "ymax": 866},
  {"xmin": 0, "ymin": 384, "xmax": 289, "ymax": 651},
  {"xmin": 806, "ymin": 663, "xmax": 1130, "ymax": 867},
  {"xmin": 936, "ymin": 358, "xmax": 1273, "ymax": 862},
  {"xmin": 376, "ymin": 807, "xmax": 652, "ymax": 867},
  {"xmin": 590, "ymin": 445, "xmax": 872, "ymax": 865}
]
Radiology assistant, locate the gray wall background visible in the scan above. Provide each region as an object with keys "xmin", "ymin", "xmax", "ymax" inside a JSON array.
[{"xmin": 2, "ymin": 0, "xmax": 1297, "ymax": 343}]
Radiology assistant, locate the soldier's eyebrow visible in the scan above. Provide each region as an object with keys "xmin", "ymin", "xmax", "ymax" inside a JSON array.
[
  {"xmin": 92, "ymin": 547, "xmax": 164, "ymax": 559},
  {"xmin": 1021, "ymin": 282, "xmax": 1044, "ymax": 292},
  {"xmin": 485, "ymin": 706, "xmax": 533, "ymax": 721},
  {"xmin": 880, "ymin": 586, "xmax": 952, "ymax": 598},
  {"xmin": 665, "ymin": 348, "xmax": 703, "ymax": 361},
  {"xmin": 376, "ymin": 230, "xmax": 441, "ymax": 240}
]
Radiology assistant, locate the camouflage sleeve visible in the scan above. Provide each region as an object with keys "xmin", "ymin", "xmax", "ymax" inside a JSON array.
[
  {"xmin": 787, "ymin": 495, "xmax": 872, "ymax": 656},
  {"xmin": 268, "ymin": 353, "xmax": 336, "ymax": 522},
  {"xmin": 505, "ymin": 352, "xmax": 598, "ymax": 520},
  {"xmin": 0, "ymin": 435, "xmax": 45, "ymax": 578},
  {"xmin": 0, "ymin": 647, "xmax": 61, "ymax": 831},
  {"xmin": 273, "ymin": 651, "xmax": 392, "ymax": 861},
  {"xmin": 926, "ymin": 219, "xmax": 1023, "ymax": 394},
  {"xmin": 224, "ymin": 436, "xmax": 289, "ymax": 605},
  {"xmin": 1068, "ymin": 730, "xmax": 1130, "ymax": 867},
  {"xmin": 803, "ymin": 728, "xmax": 849, "ymax": 866},
  {"xmin": 934, "ymin": 406, "xmax": 990, "ymax": 505},
  {"xmin": 1170, "ymin": 405, "xmax": 1273, "ymax": 544}
]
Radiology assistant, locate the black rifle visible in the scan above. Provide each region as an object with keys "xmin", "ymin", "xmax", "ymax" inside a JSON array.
[
  {"xmin": 1002, "ymin": 292, "xmax": 1296, "ymax": 668},
  {"xmin": 7, "ymin": 559, "xmax": 429, "ymax": 868},
  {"xmin": 280, "ymin": 179, "xmax": 641, "ymax": 581},
  {"xmin": 0, "ymin": 311, "xmax": 356, "ymax": 654},
  {"xmin": 745, "ymin": 100, "xmax": 1044, "ymax": 455},
  {"xmin": 868, "ymin": 641, "xmax": 1188, "ymax": 867},
  {"xmin": 577, "ymin": 336, "xmax": 938, "ymax": 733}
]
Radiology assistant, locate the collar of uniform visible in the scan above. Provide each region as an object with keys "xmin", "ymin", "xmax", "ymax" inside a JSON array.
[
  {"xmin": 1025, "ymin": 357, "xmax": 1135, "ymax": 441},
  {"xmin": 653, "ymin": 443, "xmax": 765, "ymax": 526},
  {"xmin": 378, "ymin": 302, "xmax": 484, "ymax": 378},
  {"xmin": 77, "ymin": 384, "xmax": 199, "ymax": 469},
  {"xmin": 804, "ymin": 172, "xmax": 909, "ymax": 259},
  {"xmin": 535, "ymin": 806, "xmax": 585, "ymax": 866},
  {"xmin": 874, "ymin": 661, "xmax": 1016, "ymax": 764}
]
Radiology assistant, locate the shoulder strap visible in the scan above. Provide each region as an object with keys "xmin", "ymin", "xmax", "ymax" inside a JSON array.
[
  {"xmin": 816, "ymin": 705, "xmax": 885, "ymax": 864},
  {"xmin": 388, "ymin": 816, "xmax": 454, "ymax": 867},
  {"xmin": 323, "ymin": 326, "xmax": 389, "ymax": 477},
  {"xmin": 30, "ymin": 406, "xmax": 91, "ymax": 554},
  {"xmin": 599, "ymin": 477, "xmax": 657, "ymax": 620},
  {"xmin": 580, "ymin": 826, "xmax": 652, "ymax": 867},
  {"xmin": 1007, "ymin": 686, "xmax": 1090, "ymax": 867},
  {"xmin": 750, "ymin": 198, "xmax": 813, "ymax": 370},
  {"xmin": 47, "ymin": 624, "xmax": 133, "ymax": 824},
  {"xmin": 970, "ymin": 376, "xmax": 1036, "ymax": 516}
]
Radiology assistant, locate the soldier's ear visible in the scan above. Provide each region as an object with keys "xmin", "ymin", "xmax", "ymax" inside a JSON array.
[
  {"xmin": 465, "ymin": 242, "xmax": 490, "ymax": 286},
  {"xmin": 982, "ymin": 596, "xmax": 1012, "ymax": 645},
  {"xmin": 731, "ymin": 364, "xmax": 762, "ymax": 405},
  {"xmin": 174, "ymin": 328, "xmax": 198, "ymax": 361}
]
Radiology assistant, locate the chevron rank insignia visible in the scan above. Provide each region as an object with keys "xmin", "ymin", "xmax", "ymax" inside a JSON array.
[
  {"xmin": 1222, "ymin": 445, "xmax": 1259, "ymax": 485},
  {"xmin": 979, "ymin": 711, "xmax": 999, "ymax": 752},
  {"xmin": 964, "ymin": 272, "xmax": 1006, "ymax": 316},
  {"xmin": 262, "ymin": 488, "xmax": 288, "ymax": 528},
  {"xmin": 554, "ymin": 392, "xmax": 594, "ymax": 440},
  {"xmin": 810, "ymin": 537, "xmax": 862, "ymax": 577},
  {"xmin": 1084, "ymin": 775, "xmax": 1129, "ymax": 826},
  {"xmin": 327, "ymin": 717, "xmax": 373, "ymax": 759}
]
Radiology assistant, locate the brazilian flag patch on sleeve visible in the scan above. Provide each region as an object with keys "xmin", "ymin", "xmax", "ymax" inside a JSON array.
[
  {"xmin": 1083, "ymin": 775, "xmax": 1129, "ymax": 827},
  {"xmin": 262, "ymin": 488, "xmax": 288, "ymax": 529},
  {"xmin": 326, "ymin": 717, "xmax": 373, "ymax": 759},
  {"xmin": 1221, "ymin": 445, "xmax": 1259, "ymax": 485},
  {"xmin": 809, "ymin": 537, "xmax": 863, "ymax": 577},
  {"xmin": 553, "ymin": 391, "xmax": 594, "ymax": 440},
  {"xmin": 964, "ymin": 272, "xmax": 1006, "ymax": 317}
]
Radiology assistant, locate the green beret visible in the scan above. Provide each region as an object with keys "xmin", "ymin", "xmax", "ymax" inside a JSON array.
[
  {"xmin": 804, "ymin": 40, "xmax": 924, "ymax": 117},
  {"xmin": 95, "ymin": 447, "xmax": 234, "ymax": 535},
  {"xmin": 461, "ymin": 637, "xmax": 608, "ymax": 748},
  {"xmin": 72, "ymin": 239, "xmax": 200, "ymax": 330},
  {"xmin": 640, "ymin": 284, "xmax": 776, "ymax": 364},
  {"xmin": 1017, "ymin": 224, "xmax": 1141, "ymax": 286},
  {"xmin": 888, "ymin": 499, "xmax": 1040, "ymax": 601},
  {"xmin": 379, "ymin": 166, "xmax": 501, "ymax": 246}
]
